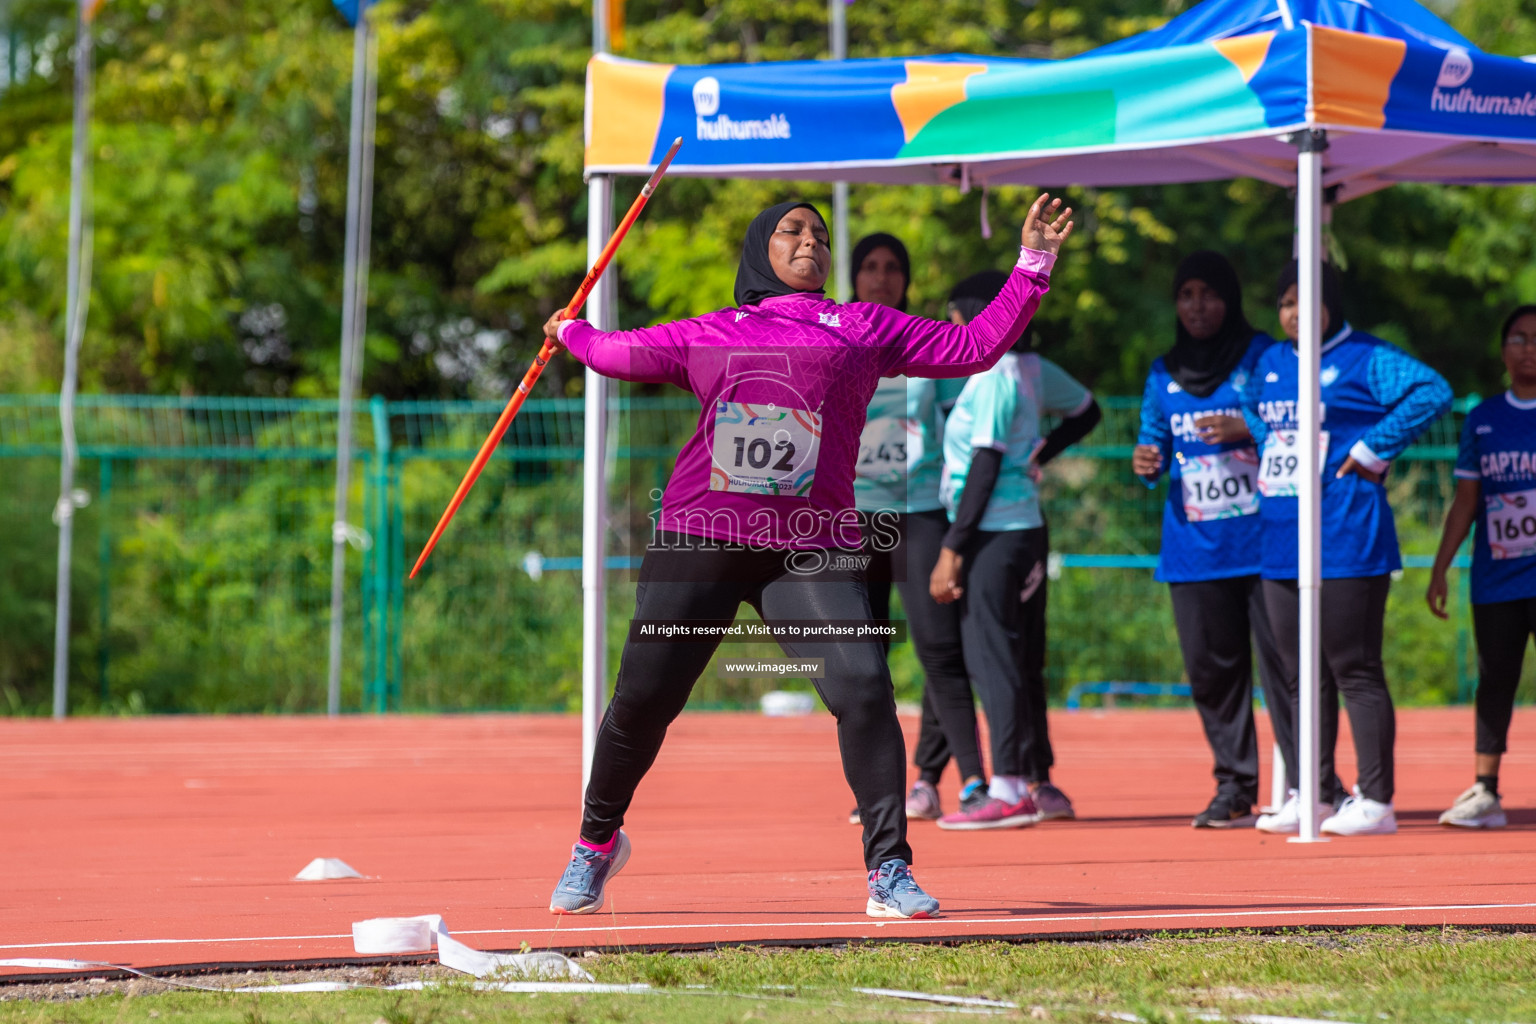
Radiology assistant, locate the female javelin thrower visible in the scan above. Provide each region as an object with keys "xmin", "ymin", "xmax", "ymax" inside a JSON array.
[
  {"xmin": 1427, "ymin": 304, "xmax": 1536, "ymax": 829},
  {"xmin": 1245, "ymin": 261, "xmax": 1451, "ymax": 836},
  {"xmin": 540, "ymin": 194, "xmax": 1073, "ymax": 918},
  {"xmin": 847, "ymin": 232, "xmax": 986, "ymax": 825}
]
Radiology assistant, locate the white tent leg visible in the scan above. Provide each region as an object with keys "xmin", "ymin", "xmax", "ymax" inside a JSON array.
[
  {"xmin": 325, "ymin": 5, "xmax": 378, "ymax": 718},
  {"xmin": 833, "ymin": 181, "xmax": 850, "ymax": 303},
  {"xmin": 581, "ymin": 174, "xmax": 615, "ymax": 792},
  {"xmin": 1269, "ymin": 742, "xmax": 1286, "ymax": 812},
  {"xmin": 828, "ymin": 0, "xmax": 848, "ymax": 302},
  {"xmin": 53, "ymin": 0, "xmax": 94, "ymax": 721},
  {"xmin": 1291, "ymin": 129, "xmax": 1329, "ymax": 844}
]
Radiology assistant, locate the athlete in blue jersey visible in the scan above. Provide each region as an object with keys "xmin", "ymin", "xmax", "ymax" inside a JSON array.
[
  {"xmin": 931, "ymin": 276, "xmax": 1100, "ymax": 829},
  {"xmin": 1427, "ymin": 304, "xmax": 1536, "ymax": 830},
  {"xmin": 1133, "ymin": 251, "xmax": 1290, "ymax": 830},
  {"xmin": 848, "ymin": 233, "xmax": 986, "ymax": 827},
  {"xmin": 1244, "ymin": 262, "xmax": 1453, "ymax": 837}
]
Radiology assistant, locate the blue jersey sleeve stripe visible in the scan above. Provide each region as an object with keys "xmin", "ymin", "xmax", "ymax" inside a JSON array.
[{"xmin": 1360, "ymin": 344, "xmax": 1454, "ymax": 460}]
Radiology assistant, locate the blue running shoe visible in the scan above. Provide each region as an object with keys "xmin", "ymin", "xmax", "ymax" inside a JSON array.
[
  {"xmin": 548, "ymin": 831, "xmax": 631, "ymax": 915},
  {"xmin": 866, "ymin": 858, "xmax": 940, "ymax": 919}
]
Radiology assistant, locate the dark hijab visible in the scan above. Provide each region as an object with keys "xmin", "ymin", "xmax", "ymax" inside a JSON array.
[
  {"xmin": 850, "ymin": 232, "xmax": 911, "ymax": 312},
  {"xmin": 1275, "ymin": 259, "xmax": 1346, "ymax": 342},
  {"xmin": 947, "ymin": 270, "xmax": 1035, "ymax": 350},
  {"xmin": 1163, "ymin": 251, "xmax": 1254, "ymax": 399},
  {"xmin": 733, "ymin": 201, "xmax": 828, "ymax": 307},
  {"xmin": 947, "ymin": 270, "xmax": 1008, "ymax": 324}
]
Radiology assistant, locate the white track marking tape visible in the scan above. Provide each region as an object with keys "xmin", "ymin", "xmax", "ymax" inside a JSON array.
[
  {"xmin": 0, "ymin": 916, "xmax": 595, "ymax": 988},
  {"xmin": 853, "ymin": 987, "xmax": 1016, "ymax": 1009},
  {"xmin": 348, "ymin": 915, "xmax": 592, "ymax": 979},
  {"xmin": 0, "ymin": 959, "xmax": 652, "ymax": 996},
  {"xmin": 4, "ymin": 900, "xmax": 1535, "ymax": 956}
]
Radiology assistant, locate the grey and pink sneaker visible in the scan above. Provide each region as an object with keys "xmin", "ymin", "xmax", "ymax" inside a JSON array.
[
  {"xmin": 936, "ymin": 791, "xmax": 1038, "ymax": 831},
  {"xmin": 1030, "ymin": 782, "xmax": 1075, "ymax": 821},
  {"xmin": 905, "ymin": 780, "xmax": 942, "ymax": 820}
]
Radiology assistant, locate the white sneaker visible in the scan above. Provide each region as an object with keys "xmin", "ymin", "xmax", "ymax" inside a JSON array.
[
  {"xmin": 1320, "ymin": 787, "xmax": 1397, "ymax": 836},
  {"xmin": 1256, "ymin": 789, "xmax": 1329, "ymax": 835},
  {"xmin": 1438, "ymin": 782, "xmax": 1507, "ymax": 829}
]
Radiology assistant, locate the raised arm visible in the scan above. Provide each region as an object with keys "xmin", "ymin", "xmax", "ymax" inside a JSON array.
[{"xmin": 879, "ymin": 194, "xmax": 1073, "ymax": 379}]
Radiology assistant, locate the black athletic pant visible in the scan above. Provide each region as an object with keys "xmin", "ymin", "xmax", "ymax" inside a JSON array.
[
  {"xmin": 1263, "ymin": 575, "xmax": 1392, "ymax": 804},
  {"xmin": 1168, "ymin": 575, "xmax": 1282, "ymax": 806},
  {"xmin": 1471, "ymin": 597, "xmax": 1536, "ymax": 755},
  {"xmin": 862, "ymin": 510, "xmax": 984, "ymax": 783},
  {"xmin": 583, "ymin": 532, "xmax": 912, "ymax": 870},
  {"xmin": 957, "ymin": 527, "xmax": 1052, "ymax": 781}
]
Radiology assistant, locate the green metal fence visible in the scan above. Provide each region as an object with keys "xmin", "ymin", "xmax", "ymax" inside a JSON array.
[{"xmin": 0, "ymin": 391, "xmax": 1480, "ymax": 714}]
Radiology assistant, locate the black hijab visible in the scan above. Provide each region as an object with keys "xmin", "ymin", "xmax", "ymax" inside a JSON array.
[
  {"xmin": 946, "ymin": 270, "xmax": 1037, "ymax": 350},
  {"xmin": 1163, "ymin": 250, "xmax": 1255, "ymax": 399},
  {"xmin": 947, "ymin": 270, "xmax": 1009, "ymax": 325},
  {"xmin": 850, "ymin": 232, "xmax": 911, "ymax": 311},
  {"xmin": 733, "ymin": 201, "xmax": 828, "ymax": 308},
  {"xmin": 1275, "ymin": 259, "xmax": 1346, "ymax": 342}
]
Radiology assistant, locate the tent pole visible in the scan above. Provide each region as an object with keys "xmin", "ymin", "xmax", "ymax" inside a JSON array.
[
  {"xmin": 582, "ymin": 0, "xmax": 614, "ymax": 793},
  {"xmin": 829, "ymin": 0, "xmax": 849, "ymax": 302},
  {"xmin": 1290, "ymin": 128, "xmax": 1329, "ymax": 844},
  {"xmin": 53, "ymin": 0, "xmax": 94, "ymax": 721},
  {"xmin": 326, "ymin": 1, "xmax": 377, "ymax": 718},
  {"xmin": 582, "ymin": 176, "xmax": 614, "ymax": 791}
]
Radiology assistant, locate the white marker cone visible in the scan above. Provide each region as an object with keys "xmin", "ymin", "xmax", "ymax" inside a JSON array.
[{"xmin": 294, "ymin": 857, "xmax": 364, "ymax": 881}]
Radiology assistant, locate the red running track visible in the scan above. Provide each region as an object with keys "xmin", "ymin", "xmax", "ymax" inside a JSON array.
[{"xmin": 2, "ymin": 708, "xmax": 1533, "ymax": 973}]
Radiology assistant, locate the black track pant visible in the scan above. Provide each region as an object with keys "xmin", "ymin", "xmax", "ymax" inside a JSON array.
[
  {"xmin": 957, "ymin": 527, "xmax": 1052, "ymax": 781},
  {"xmin": 1471, "ymin": 597, "xmax": 1536, "ymax": 755},
  {"xmin": 583, "ymin": 532, "xmax": 912, "ymax": 870},
  {"xmin": 1263, "ymin": 575, "xmax": 1392, "ymax": 804},
  {"xmin": 864, "ymin": 510, "xmax": 985, "ymax": 784},
  {"xmin": 1168, "ymin": 575, "xmax": 1282, "ymax": 805}
]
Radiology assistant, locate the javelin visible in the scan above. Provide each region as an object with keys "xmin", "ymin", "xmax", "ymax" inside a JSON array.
[{"xmin": 408, "ymin": 136, "xmax": 684, "ymax": 580}]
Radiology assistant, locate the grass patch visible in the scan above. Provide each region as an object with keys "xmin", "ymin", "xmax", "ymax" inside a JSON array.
[{"xmin": 3, "ymin": 929, "xmax": 1535, "ymax": 1023}]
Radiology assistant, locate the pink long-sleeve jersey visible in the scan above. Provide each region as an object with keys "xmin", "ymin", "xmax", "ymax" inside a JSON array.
[{"xmin": 559, "ymin": 248, "xmax": 1055, "ymax": 550}]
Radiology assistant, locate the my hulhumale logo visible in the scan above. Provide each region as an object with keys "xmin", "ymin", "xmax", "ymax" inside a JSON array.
[
  {"xmin": 691, "ymin": 74, "xmax": 793, "ymax": 141},
  {"xmin": 1436, "ymin": 48, "xmax": 1474, "ymax": 89},
  {"xmin": 692, "ymin": 76, "xmax": 720, "ymax": 117},
  {"xmin": 1431, "ymin": 45, "xmax": 1536, "ymax": 117}
]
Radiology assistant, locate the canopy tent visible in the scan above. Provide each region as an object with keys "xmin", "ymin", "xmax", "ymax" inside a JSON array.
[
  {"xmin": 576, "ymin": 0, "xmax": 1536, "ymax": 838},
  {"xmin": 586, "ymin": 0, "xmax": 1536, "ymax": 195}
]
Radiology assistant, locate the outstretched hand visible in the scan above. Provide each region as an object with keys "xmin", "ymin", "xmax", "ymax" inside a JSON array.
[{"xmin": 1021, "ymin": 193, "xmax": 1074, "ymax": 255}]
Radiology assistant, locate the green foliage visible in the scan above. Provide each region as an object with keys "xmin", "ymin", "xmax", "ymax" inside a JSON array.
[
  {"xmin": 3, "ymin": 0, "xmax": 1536, "ymax": 401},
  {"xmin": 4, "ymin": 0, "xmax": 1536, "ymax": 712}
]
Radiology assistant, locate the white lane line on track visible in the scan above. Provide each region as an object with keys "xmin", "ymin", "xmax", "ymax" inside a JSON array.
[{"xmin": 4, "ymin": 901, "xmax": 1535, "ymax": 953}]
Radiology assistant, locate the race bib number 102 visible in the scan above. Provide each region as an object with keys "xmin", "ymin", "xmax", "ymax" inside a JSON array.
[{"xmin": 710, "ymin": 401, "xmax": 822, "ymax": 497}]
